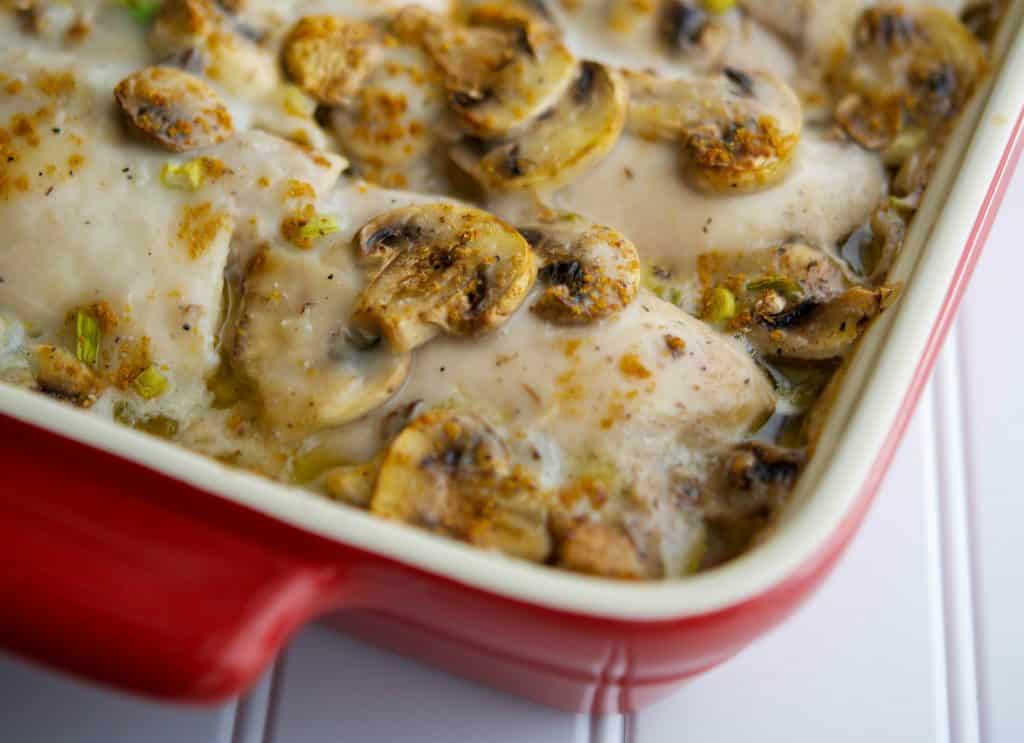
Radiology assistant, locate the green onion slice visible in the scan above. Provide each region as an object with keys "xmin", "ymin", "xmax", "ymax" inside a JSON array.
[
  {"xmin": 134, "ymin": 366, "xmax": 169, "ymax": 399},
  {"xmin": 75, "ymin": 310, "xmax": 100, "ymax": 366}
]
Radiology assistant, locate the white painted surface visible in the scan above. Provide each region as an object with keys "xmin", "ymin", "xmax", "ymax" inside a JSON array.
[{"xmin": 3, "ymin": 113, "xmax": 1024, "ymax": 743}]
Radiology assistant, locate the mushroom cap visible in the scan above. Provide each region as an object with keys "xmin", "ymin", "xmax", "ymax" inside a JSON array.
[
  {"xmin": 394, "ymin": 4, "xmax": 578, "ymax": 137},
  {"xmin": 518, "ymin": 217, "xmax": 641, "ymax": 324},
  {"xmin": 282, "ymin": 15, "xmax": 382, "ymax": 105},
  {"xmin": 234, "ymin": 248, "xmax": 411, "ymax": 433},
  {"xmin": 746, "ymin": 285, "xmax": 898, "ymax": 361},
  {"xmin": 697, "ymin": 242, "xmax": 899, "ymax": 359},
  {"xmin": 555, "ymin": 521, "xmax": 654, "ymax": 580},
  {"xmin": 150, "ymin": 0, "xmax": 280, "ymax": 97},
  {"xmin": 625, "ymin": 67, "xmax": 803, "ymax": 193},
  {"xmin": 697, "ymin": 242, "xmax": 850, "ymax": 303},
  {"xmin": 371, "ymin": 408, "xmax": 550, "ymax": 561},
  {"xmin": 329, "ymin": 41, "xmax": 448, "ymax": 169},
  {"xmin": 352, "ymin": 202, "xmax": 538, "ymax": 352},
  {"xmin": 114, "ymin": 65, "xmax": 234, "ymax": 152},
  {"xmin": 831, "ymin": 5, "xmax": 985, "ymax": 148},
  {"xmin": 450, "ymin": 60, "xmax": 628, "ymax": 191}
]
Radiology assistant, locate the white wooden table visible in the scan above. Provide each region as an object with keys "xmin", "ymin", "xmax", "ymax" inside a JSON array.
[{"xmin": 3, "ymin": 172, "xmax": 1022, "ymax": 743}]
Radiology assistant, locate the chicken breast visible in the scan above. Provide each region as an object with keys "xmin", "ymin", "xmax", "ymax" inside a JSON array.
[
  {"xmin": 534, "ymin": 129, "xmax": 886, "ymax": 275},
  {"xmin": 0, "ymin": 48, "xmax": 345, "ymax": 418}
]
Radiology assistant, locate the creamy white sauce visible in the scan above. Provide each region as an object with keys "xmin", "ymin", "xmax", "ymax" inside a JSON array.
[{"xmin": 0, "ymin": 0, "xmax": 955, "ymax": 576}]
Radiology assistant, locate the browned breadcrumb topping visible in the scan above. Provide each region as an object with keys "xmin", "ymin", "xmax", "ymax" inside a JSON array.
[
  {"xmin": 664, "ymin": 334, "xmax": 686, "ymax": 358},
  {"xmin": 178, "ymin": 202, "xmax": 231, "ymax": 259},
  {"xmin": 280, "ymin": 203, "xmax": 318, "ymax": 249},
  {"xmin": 618, "ymin": 353, "xmax": 652, "ymax": 379},
  {"xmin": 284, "ymin": 179, "xmax": 316, "ymax": 200}
]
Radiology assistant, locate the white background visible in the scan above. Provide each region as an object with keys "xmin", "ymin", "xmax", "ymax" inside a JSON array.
[{"xmin": 2, "ymin": 167, "xmax": 1022, "ymax": 743}]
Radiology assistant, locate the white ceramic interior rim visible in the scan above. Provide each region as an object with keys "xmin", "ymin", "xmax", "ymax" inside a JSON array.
[{"xmin": 3, "ymin": 12, "xmax": 1023, "ymax": 622}]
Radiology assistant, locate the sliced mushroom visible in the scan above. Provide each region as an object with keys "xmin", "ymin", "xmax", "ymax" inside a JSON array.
[
  {"xmin": 704, "ymin": 442, "xmax": 804, "ymax": 521},
  {"xmin": 838, "ymin": 202, "xmax": 907, "ymax": 284},
  {"xmin": 555, "ymin": 521, "xmax": 653, "ymax": 580},
  {"xmin": 697, "ymin": 242, "xmax": 850, "ymax": 303},
  {"xmin": 625, "ymin": 66, "xmax": 803, "ymax": 193},
  {"xmin": 352, "ymin": 203, "xmax": 537, "ymax": 352},
  {"xmin": 371, "ymin": 408, "xmax": 551, "ymax": 561},
  {"xmin": 114, "ymin": 66, "xmax": 234, "ymax": 152},
  {"xmin": 518, "ymin": 216, "xmax": 640, "ymax": 323},
  {"xmin": 450, "ymin": 60, "xmax": 627, "ymax": 191},
  {"xmin": 961, "ymin": 0, "xmax": 1008, "ymax": 42},
  {"xmin": 234, "ymin": 248, "xmax": 410, "ymax": 432},
  {"xmin": 747, "ymin": 285, "xmax": 899, "ymax": 361},
  {"xmin": 698, "ymin": 440, "xmax": 804, "ymax": 567},
  {"xmin": 33, "ymin": 345, "xmax": 99, "ymax": 405},
  {"xmin": 328, "ymin": 40, "xmax": 447, "ymax": 171},
  {"xmin": 697, "ymin": 243, "xmax": 898, "ymax": 359},
  {"xmin": 393, "ymin": 4, "xmax": 577, "ymax": 137},
  {"xmin": 658, "ymin": 1, "xmax": 729, "ymax": 61},
  {"xmin": 150, "ymin": 0, "xmax": 279, "ymax": 97},
  {"xmin": 830, "ymin": 5, "xmax": 985, "ymax": 150},
  {"xmin": 281, "ymin": 15, "xmax": 381, "ymax": 105}
]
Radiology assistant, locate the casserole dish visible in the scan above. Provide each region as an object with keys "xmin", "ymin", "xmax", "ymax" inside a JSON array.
[{"xmin": 0, "ymin": 2, "xmax": 1022, "ymax": 713}]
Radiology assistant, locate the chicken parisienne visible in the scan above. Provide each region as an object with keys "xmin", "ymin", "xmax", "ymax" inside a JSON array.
[{"xmin": 0, "ymin": 0, "xmax": 1000, "ymax": 578}]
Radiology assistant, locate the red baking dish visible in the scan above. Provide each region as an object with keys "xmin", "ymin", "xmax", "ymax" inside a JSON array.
[{"xmin": 1, "ymin": 10, "xmax": 1023, "ymax": 715}]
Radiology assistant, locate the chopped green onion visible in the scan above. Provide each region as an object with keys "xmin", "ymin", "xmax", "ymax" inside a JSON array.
[
  {"xmin": 134, "ymin": 366, "xmax": 169, "ymax": 399},
  {"xmin": 702, "ymin": 0, "xmax": 736, "ymax": 13},
  {"xmin": 705, "ymin": 287, "xmax": 736, "ymax": 323},
  {"xmin": 75, "ymin": 310, "xmax": 100, "ymax": 366},
  {"xmin": 299, "ymin": 215, "xmax": 341, "ymax": 241},
  {"xmin": 746, "ymin": 276, "xmax": 803, "ymax": 302},
  {"xmin": 161, "ymin": 160, "xmax": 206, "ymax": 191},
  {"xmin": 120, "ymin": 0, "xmax": 162, "ymax": 25}
]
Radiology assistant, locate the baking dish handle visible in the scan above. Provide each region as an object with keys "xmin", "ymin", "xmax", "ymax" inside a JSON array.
[{"xmin": 0, "ymin": 413, "xmax": 348, "ymax": 703}]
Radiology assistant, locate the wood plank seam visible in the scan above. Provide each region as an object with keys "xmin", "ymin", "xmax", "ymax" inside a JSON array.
[
  {"xmin": 933, "ymin": 330, "xmax": 982, "ymax": 743},
  {"xmin": 953, "ymin": 321, "xmax": 992, "ymax": 743}
]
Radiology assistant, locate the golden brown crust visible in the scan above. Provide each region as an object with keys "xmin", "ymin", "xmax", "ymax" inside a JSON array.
[{"xmin": 114, "ymin": 66, "xmax": 234, "ymax": 152}]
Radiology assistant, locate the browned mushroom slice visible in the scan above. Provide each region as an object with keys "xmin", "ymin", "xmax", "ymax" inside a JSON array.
[
  {"xmin": 747, "ymin": 285, "xmax": 899, "ymax": 361},
  {"xmin": 697, "ymin": 243, "xmax": 898, "ymax": 359},
  {"xmin": 372, "ymin": 409, "xmax": 551, "ymax": 561},
  {"xmin": 281, "ymin": 15, "xmax": 382, "ymax": 105},
  {"xmin": 450, "ymin": 61, "xmax": 627, "ymax": 191},
  {"xmin": 33, "ymin": 345, "xmax": 99, "ymax": 405},
  {"xmin": 830, "ymin": 5, "xmax": 985, "ymax": 150},
  {"xmin": 328, "ymin": 40, "xmax": 447, "ymax": 172},
  {"xmin": 961, "ymin": 0, "xmax": 1008, "ymax": 42},
  {"xmin": 518, "ymin": 217, "xmax": 640, "ymax": 323},
  {"xmin": 659, "ymin": 1, "xmax": 729, "ymax": 61},
  {"xmin": 698, "ymin": 441, "xmax": 805, "ymax": 567},
  {"xmin": 838, "ymin": 202, "xmax": 907, "ymax": 284},
  {"xmin": 393, "ymin": 4, "xmax": 577, "ymax": 137},
  {"xmin": 555, "ymin": 521, "xmax": 654, "ymax": 580},
  {"xmin": 234, "ymin": 249, "xmax": 410, "ymax": 432},
  {"xmin": 149, "ymin": 0, "xmax": 279, "ymax": 97},
  {"xmin": 698, "ymin": 242, "xmax": 850, "ymax": 303},
  {"xmin": 114, "ymin": 66, "xmax": 234, "ymax": 152},
  {"xmin": 352, "ymin": 203, "xmax": 537, "ymax": 353},
  {"xmin": 626, "ymin": 66, "xmax": 803, "ymax": 193},
  {"xmin": 702, "ymin": 441, "xmax": 805, "ymax": 524}
]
